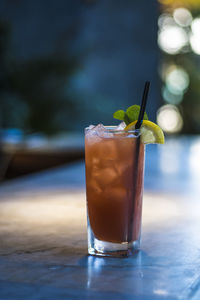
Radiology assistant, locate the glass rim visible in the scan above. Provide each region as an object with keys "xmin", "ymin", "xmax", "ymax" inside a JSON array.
[{"xmin": 85, "ymin": 125, "xmax": 141, "ymax": 136}]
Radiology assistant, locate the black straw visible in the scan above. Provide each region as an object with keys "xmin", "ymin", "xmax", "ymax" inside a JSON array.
[
  {"xmin": 135, "ymin": 81, "xmax": 150, "ymax": 129},
  {"xmin": 127, "ymin": 80, "xmax": 150, "ymax": 244}
]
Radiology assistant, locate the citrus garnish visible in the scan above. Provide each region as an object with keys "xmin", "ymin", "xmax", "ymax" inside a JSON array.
[{"xmin": 125, "ymin": 120, "xmax": 165, "ymax": 144}]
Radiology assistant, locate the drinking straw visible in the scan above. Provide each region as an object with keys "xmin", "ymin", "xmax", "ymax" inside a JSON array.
[
  {"xmin": 128, "ymin": 81, "xmax": 150, "ymax": 246},
  {"xmin": 135, "ymin": 81, "xmax": 150, "ymax": 129}
]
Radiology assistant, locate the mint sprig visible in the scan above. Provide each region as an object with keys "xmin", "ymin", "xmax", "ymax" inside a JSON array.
[{"xmin": 113, "ymin": 105, "xmax": 148, "ymax": 125}]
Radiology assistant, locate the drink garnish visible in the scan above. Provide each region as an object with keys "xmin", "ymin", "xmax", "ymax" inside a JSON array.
[
  {"xmin": 125, "ymin": 120, "xmax": 165, "ymax": 144},
  {"xmin": 113, "ymin": 105, "xmax": 148, "ymax": 125},
  {"xmin": 113, "ymin": 83, "xmax": 165, "ymax": 145}
]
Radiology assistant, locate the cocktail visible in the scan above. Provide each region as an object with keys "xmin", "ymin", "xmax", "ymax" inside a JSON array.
[{"xmin": 85, "ymin": 84, "xmax": 164, "ymax": 257}]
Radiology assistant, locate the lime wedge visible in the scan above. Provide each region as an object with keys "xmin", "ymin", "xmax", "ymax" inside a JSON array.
[{"xmin": 125, "ymin": 120, "xmax": 165, "ymax": 144}]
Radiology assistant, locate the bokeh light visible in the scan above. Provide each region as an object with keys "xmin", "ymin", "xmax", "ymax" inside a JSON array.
[
  {"xmin": 162, "ymin": 86, "xmax": 183, "ymax": 105},
  {"xmin": 158, "ymin": 25, "xmax": 188, "ymax": 54},
  {"xmin": 158, "ymin": 1, "xmax": 200, "ymax": 136},
  {"xmin": 191, "ymin": 17, "xmax": 200, "ymax": 34},
  {"xmin": 190, "ymin": 18, "xmax": 200, "ymax": 55},
  {"xmin": 157, "ymin": 105, "xmax": 183, "ymax": 133},
  {"xmin": 166, "ymin": 67, "xmax": 190, "ymax": 94},
  {"xmin": 173, "ymin": 8, "xmax": 193, "ymax": 27},
  {"xmin": 190, "ymin": 34, "xmax": 200, "ymax": 55},
  {"xmin": 158, "ymin": 14, "xmax": 175, "ymax": 29}
]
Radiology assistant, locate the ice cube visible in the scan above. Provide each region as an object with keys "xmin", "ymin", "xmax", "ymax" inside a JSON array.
[
  {"xmin": 88, "ymin": 125, "xmax": 95, "ymax": 130},
  {"xmin": 92, "ymin": 166, "xmax": 121, "ymax": 188},
  {"xmin": 87, "ymin": 178, "xmax": 103, "ymax": 194},
  {"xmin": 95, "ymin": 124, "xmax": 114, "ymax": 139},
  {"xmin": 95, "ymin": 124, "xmax": 105, "ymax": 134},
  {"xmin": 96, "ymin": 137, "xmax": 119, "ymax": 161},
  {"xmin": 116, "ymin": 122, "xmax": 126, "ymax": 131},
  {"xmin": 86, "ymin": 124, "xmax": 104, "ymax": 136},
  {"xmin": 85, "ymin": 124, "xmax": 104, "ymax": 144},
  {"xmin": 86, "ymin": 124, "xmax": 104, "ymax": 132}
]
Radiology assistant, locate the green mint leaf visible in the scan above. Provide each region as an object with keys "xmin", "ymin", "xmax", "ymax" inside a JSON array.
[
  {"xmin": 113, "ymin": 105, "xmax": 148, "ymax": 125},
  {"xmin": 113, "ymin": 110, "xmax": 125, "ymax": 121},
  {"xmin": 126, "ymin": 105, "xmax": 148, "ymax": 123},
  {"xmin": 124, "ymin": 113, "xmax": 131, "ymax": 125}
]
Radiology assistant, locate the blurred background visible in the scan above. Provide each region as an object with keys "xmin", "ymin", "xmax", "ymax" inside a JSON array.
[{"xmin": 0, "ymin": 0, "xmax": 200, "ymax": 180}]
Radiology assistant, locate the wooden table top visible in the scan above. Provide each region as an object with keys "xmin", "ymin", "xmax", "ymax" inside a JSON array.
[{"xmin": 0, "ymin": 136, "xmax": 200, "ymax": 299}]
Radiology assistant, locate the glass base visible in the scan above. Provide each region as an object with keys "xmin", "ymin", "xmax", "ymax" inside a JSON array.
[
  {"xmin": 88, "ymin": 236, "xmax": 140, "ymax": 257},
  {"xmin": 87, "ymin": 216, "xmax": 141, "ymax": 257}
]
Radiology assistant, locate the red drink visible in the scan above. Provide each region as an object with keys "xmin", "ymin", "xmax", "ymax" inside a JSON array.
[{"xmin": 85, "ymin": 125, "xmax": 145, "ymax": 257}]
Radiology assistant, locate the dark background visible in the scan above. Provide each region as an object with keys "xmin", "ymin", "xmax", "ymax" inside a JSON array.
[{"xmin": 0, "ymin": 0, "xmax": 159, "ymax": 135}]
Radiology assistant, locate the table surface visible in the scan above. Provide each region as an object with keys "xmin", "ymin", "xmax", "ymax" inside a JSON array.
[{"xmin": 0, "ymin": 136, "xmax": 200, "ymax": 300}]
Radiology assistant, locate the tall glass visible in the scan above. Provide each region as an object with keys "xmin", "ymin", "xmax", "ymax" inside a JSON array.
[{"xmin": 85, "ymin": 126, "xmax": 145, "ymax": 257}]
